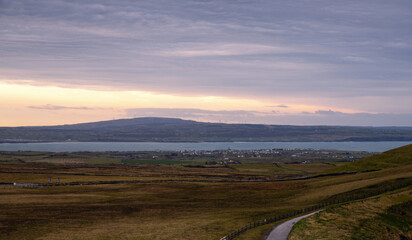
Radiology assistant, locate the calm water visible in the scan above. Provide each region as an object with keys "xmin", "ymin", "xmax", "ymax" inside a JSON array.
[{"xmin": 0, "ymin": 141, "xmax": 410, "ymax": 152}]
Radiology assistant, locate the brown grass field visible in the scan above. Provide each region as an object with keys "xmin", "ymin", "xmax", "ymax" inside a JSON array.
[
  {"xmin": 0, "ymin": 147, "xmax": 411, "ymax": 240},
  {"xmin": 289, "ymin": 188, "xmax": 412, "ymax": 240}
]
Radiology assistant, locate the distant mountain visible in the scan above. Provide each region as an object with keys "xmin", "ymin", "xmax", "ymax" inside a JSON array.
[
  {"xmin": 1, "ymin": 117, "xmax": 412, "ymax": 143},
  {"xmin": 55, "ymin": 117, "xmax": 198, "ymax": 129}
]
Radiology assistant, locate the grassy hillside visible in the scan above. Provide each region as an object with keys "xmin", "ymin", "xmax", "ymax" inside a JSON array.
[
  {"xmin": 287, "ymin": 145, "xmax": 412, "ymax": 240},
  {"xmin": 289, "ymin": 188, "xmax": 412, "ymax": 240},
  {"xmin": 326, "ymin": 144, "xmax": 412, "ymax": 173}
]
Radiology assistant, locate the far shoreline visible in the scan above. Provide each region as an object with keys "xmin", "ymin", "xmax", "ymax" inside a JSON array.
[{"xmin": 0, "ymin": 141, "xmax": 410, "ymax": 153}]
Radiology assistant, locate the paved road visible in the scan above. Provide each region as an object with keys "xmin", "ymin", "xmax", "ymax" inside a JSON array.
[{"xmin": 265, "ymin": 211, "xmax": 321, "ymax": 240}]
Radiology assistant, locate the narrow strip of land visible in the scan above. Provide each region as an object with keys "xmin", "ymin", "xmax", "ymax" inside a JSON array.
[{"xmin": 265, "ymin": 211, "xmax": 321, "ymax": 240}]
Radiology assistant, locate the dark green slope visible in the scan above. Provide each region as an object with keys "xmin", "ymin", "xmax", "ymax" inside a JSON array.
[{"xmin": 327, "ymin": 144, "xmax": 412, "ymax": 172}]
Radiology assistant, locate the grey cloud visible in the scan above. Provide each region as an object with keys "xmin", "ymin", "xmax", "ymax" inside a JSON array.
[
  {"xmin": 315, "ymin": 110, "xmax": 344, "ymax": 115},
  {"xmin": 1, "ymin": 0, "xmax": 412, "ymax": 117},
  {"xmin": 151, "ymin": 43, "xmax": 310, "ymax": 57},
  {"xmin": 125, "ymin": 108, "xmax": 412, "ymax": 126},
  {"xmin": 125, "ymin": 108, "xmax": 267, "ymax": 123},
  {"xmin": 28, "ymin": 104, "xmax": 105, "ymax": 111},
  {"xmin": 266, "ymin": 105, "xmax": 289, "ymax": 109},
  {"xmin": 343, "ymin": 56, "xmax": 373, "ymax": 63}
]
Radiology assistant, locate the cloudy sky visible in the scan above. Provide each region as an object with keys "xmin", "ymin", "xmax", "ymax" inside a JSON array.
[{"xmin": 1, "ymin": 0, "xmax": 412, "ymax": 126}]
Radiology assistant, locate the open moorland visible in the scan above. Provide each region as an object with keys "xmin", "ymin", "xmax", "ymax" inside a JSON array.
[
  {"xmin": 289, "ymin": 188, "xmax": 412, "ymax": 240},
  {"xmin": 0, "ymin": 145, "xmax": 411, "ymax": 240}
]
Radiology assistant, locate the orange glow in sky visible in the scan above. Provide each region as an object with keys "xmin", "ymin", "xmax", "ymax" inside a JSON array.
[{"xmin": 0, "ymin": 81, "xmax": 356, "ymax": 126}]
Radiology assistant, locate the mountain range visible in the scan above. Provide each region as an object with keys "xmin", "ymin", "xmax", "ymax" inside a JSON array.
[{"xmin": 1, "ymin": 117, "xmax": 412, "ymax": 142}]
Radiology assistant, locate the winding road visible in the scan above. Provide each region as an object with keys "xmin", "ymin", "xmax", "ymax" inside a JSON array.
[{"xmin": 265, "ymin": 210, "xmax": 321, "ymax": 240}]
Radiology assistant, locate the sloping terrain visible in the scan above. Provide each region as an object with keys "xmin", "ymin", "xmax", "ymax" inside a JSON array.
[
  {"xmin": 0, "ymin": 145, "xmax": 411, "ymax": 240},
  {"xmin": 326, "ymin": 144, "xmax": 412, "ymax": 173},
  {"xmin": 288, "ymin": 189, "xmax": 412, "ymax": 240},
  {"xmin": 1, "ymin": 117, "xmax": 412, "ymax": 142},
  {"xmin": 287, "ymin": 144, "xmax": 412, "ymax": 240}
]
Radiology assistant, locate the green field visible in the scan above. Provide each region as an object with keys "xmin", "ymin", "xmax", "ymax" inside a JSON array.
[
  {"xmin": 286, "ymin": 145, "xmax": 412, "ymax": 240},
  {"xmin": 0, "ymin": 145, "xmax": 411, "ymax": 239},
  {"xmin": 325, "ymin": 144, "xmax": 412, "ymax": 173}
]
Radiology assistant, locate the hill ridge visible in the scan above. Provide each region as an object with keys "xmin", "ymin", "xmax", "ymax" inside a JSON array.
[{"xmin": 1, "ymin": 117, "xmax": 412, "ymax": 142}]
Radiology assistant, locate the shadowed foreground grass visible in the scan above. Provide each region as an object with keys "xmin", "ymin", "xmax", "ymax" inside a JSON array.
[{"xmin": 289, "ymin": 188, "xmax": 412, "ymax": 240}]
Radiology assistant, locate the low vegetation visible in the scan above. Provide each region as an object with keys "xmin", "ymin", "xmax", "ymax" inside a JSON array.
[
  {"xmin": 325, "ymin": 144, "xmax": 412, "ymax": 173},
  {"xmin": 0, "ymin": 144, "xmax": 410, "ymax": 239},
  {"xmin": 289, "ymin": 188, "xmax": 412, "ymax": 240}
]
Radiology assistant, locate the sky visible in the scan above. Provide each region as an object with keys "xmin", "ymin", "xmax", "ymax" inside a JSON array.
[{"xmin": 1, "ymin": 0, "xmax": 412, "ymax": 126}]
